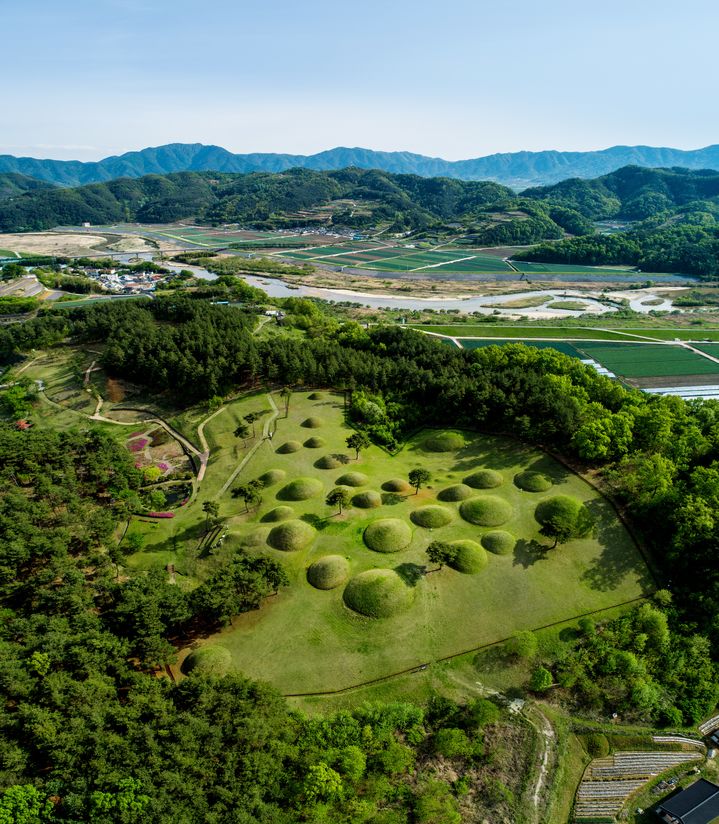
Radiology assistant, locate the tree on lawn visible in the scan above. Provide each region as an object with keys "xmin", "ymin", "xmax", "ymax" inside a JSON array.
[
  {"xmin": 346, "ymin": 432, "xmax": 370, "ymax": 461},
  {"xmin": 408, "ymin": 467, "xmax": 431, "ymax": 495},
  {"xmin": 326, "ymin": 487, "xmax": 351, "ymax": 515},
  {"xmin": 232, "ymin": 479, "xmax": 264, "ymax": 512},
  {"xmin": 234, "ymin": 422, "xmax": 250, "ymax": 448},
  {"xmin": 202, "ymin": 500, "xmax": 219, "ymax": 533},
  {"xmin": 540, "ymin": 514, "xmax": 575, "ymax": 548},
  {"xmin": 280, "ymin": 386, "xmax": 292, "ymax": 417},
  {"xmin": 244, "ymin": 411, "xmax": 260, "ymax": 438},
  {"xmin": 425, "ymin": 540, "xmax": 457, "ymax": 572}
]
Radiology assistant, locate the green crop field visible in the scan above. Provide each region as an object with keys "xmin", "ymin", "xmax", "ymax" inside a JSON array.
[
  {"xmin": 122, "ymin": 391, "xmax": 651, "ymax": 695},
  {"xmin": 511, "ymin": 261, "xmax": 638, "ymax": 276},
  {"xmin": 413, "ymin": 325, "xmax": 641, "ymax": 341},
  {"xmin": 576, "ymin": 342, "xmax": 719, "ymax": 378},
  {"xmin": 457, "ymin": 339, "xmax": 587, "ymax": 358}
]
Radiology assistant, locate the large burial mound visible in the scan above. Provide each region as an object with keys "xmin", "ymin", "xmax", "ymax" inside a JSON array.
[
  {"xmin": 307, "ymin": 555, "xmax": 350, "ymax": 590},
  {"xmin": 352, "ymin": 490, "xmax": 382, "ymax": 509},
  {"xmin": 261, "ymin": 505, "xmax": 295, "ymax": 523},
  {"xmin": 382, "ymin": 478, "xmax": 411, "ymax": 493},
  {"xmin": 423, "ymin": 431, "xmax": 466, "ymax": 452},
  {"xmin": 363, "ymin": 518, "xmax": 413, "ymax": 553},
  {"xmin": 304, "ymin": 436, "xmax": 326, "ymax": 449},
  {"xmin": 276, "ymin": 441, "xmax": 302, "ymax": 454},
  {"xmin": 336, "ymin": 471, "xmax": 368, "ymax": 487},
  {"xmin": 515, "ymin": 471, "xmax": 553, "ymax": 492},
  {"xmin": 410, "ymin": 505, "xmax": 454, "ymax": 528},
  {"xmin": 267, "ymin": 519, "xmax": 316, "ymax": 551},
  {"xmin": 481, "ymin": 530, "xmax": 516, "ymax": 555},
  {"xmin": 464, "ymin": 469, "xmax": 503, "ymax": 489},
  {"xmin": 437, "ymin": 483, "xmax": 474, "ymax": 502},
  {"xmin": 535, "ymin": 495, "xmax": 583, "ymax": 526},
  {"xmin": 258, "ymin": 469, "xmax": 287, "ymax": 486},
  {"xmin": 448, "ymin": 540, "xmax": 488, "ymax": 574},
  {"xmin": 343, "ymin": 569, "xmax": 415, "ymax": 618},
  {"xmin": 277, "ymin": 477, "xmax": 323, "ymax": 501},
  {"xmin": 301, "ymin": 416, "xmax": 323, "ymax": 428},
  {"xmin": 315, "ymin": 454, "xmax": 343, "ymax": 470},
  {"xmin": 181, "ymin": 646, "xmax": 232, "ymax": 676},
  {"xmin": 459, "ymin": 496, "xmax": 513, "ymax": 526}
]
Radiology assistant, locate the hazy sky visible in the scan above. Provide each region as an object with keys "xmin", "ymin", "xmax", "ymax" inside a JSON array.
[{"xmin": 3, "ymin": 0, "xmax": 717, "ymax": 160}]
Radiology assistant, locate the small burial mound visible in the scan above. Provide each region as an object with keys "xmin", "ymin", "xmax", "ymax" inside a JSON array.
[
  {"xmin": 515, "ymin": 471, "xmax": 552, "ymax": 492},
  {"xmin": 459, "ymin": 496, "xmax": 513, "ymax": 526},
  {"xmin": 258, "ymin": 468, "xmax": 287, "ymax": 486},
  {"xmin": 363, "ymin": 518, "xmax": 413, "ymax": 553},
  {"xmin": 438, "ymin": 483, "xmax": 474, "ymax": 502},
  {"xmin": 307, "ymin": 392, "xmax": 323, "ymax": 400},
  {"xmin": 303, "ymin": 436, "xmax": 326, "ymax": 449},
  {"xmin": 336, "ymin": 471, "xmax": 368, "ymax": 487},
  {"xmin": 448, "ymin": 540, "xmax": 488, "ymax": 574},
  {"xmin": 315, "ymin": 454, "xmax": 343, "ymax": 470},
  {"xmin": 277, "ymin": 477, "xmax": 323, "ymax": 501},
  {"xmin": 343, "ymin": 569, "xmax": 415, "ymax": 618},
  {"xmin": 410, "ymin": 505, "xmax": 453, "ymax": 528},
  {"xmin": 464, "ymin": 469, "xmax": 503, "ymax": 489},
  {"xmin": 481, "ymin": 530, "xmax": 515, "ymax": 555},
  {"xmin": 352, "ymin": 490, "xmax": 382, "ymax": 509},
  {"xmin": 301, "ymin": 416, "xmax": 323, "ymax": 428},
  {"xmin": 382, "ymin": 478, "xmax": 411, "ymax": 493},
  {"xmin": 261, "ymin": 506, "xmax": 295, "ymax": 523},
  {"xmin": 276, "ymin": 441, "xmax": 301, "ymax": 454},
  {"xmin": 307, "ymin": 555, "xmax": 349, "ymax": 590},
  {"xmin": 267, "ymin": 519, "xmax": 316, "ymax": 551},
  {"xmin": 423, "ymin": 431, "xmax": 466, "ymax": 452},
  {"xmin": 181, "ymin": 646, "xmax": 232, "ymax": 677},
  {"xmin": 535, "ymin": 495, "xmax": 582, "ymax": 526}
]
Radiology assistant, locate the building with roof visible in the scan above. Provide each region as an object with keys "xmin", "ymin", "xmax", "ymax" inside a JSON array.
[{"xmin": 655, "ymin": 778, "xmax": 719, "ymax": 823}]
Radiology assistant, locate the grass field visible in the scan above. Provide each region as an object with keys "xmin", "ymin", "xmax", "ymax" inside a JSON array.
[
  {"xmin": 414, "ymin": 325, "xmax": 643, "ymax": 341},
  {"xmin": 130, "ymin": 392, "xmax": 654, "ymax": 695},
  {"xmin": 457, "ymin": 339, "xmax": 587, "ymax": 358},
  {"xmin": 576, "ymin": 342, "xmax": 719, "ymax": 378},
  {"xmin": 511, "ymin": 261, "xmax": 637, "ymax": 275}
]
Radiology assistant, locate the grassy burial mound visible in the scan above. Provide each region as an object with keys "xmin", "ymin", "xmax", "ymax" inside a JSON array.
[
  {"xmin": 277, "ymin": 477, "xmax": 324, "ymax": 501},
  {"xmin": 181, "ymin": 646, "xmax": 232, "ymax": 676},
  {"xmin": 261, "ymin": 505, "xmax": 295, "ymax": 523},
  {"xmin": 352, "ymin": 490, "xmax": 382, "ymax": 509},
  {"xmin": 535, "ymin": 495, "xmax": 583, "ymax": 526},
  {"xmin": 448, "ymin": 540, "xmax": 488, "ymax": 574},
  {"xmin": 514, "ymin": 471, "xmax": 553, "ymax": 492},
  {"xmin": 336, "ymin": 471, "xmax": 368, "ymax": 487},
  {"xmin": 422, "ymin": 431, "xmax": 466, "ymax": 452},
  {"xmin": 307, "ymin": 392, "xmax": 323, "ymax": 400},
  {"xmin": 258, "ymin": 468, "xmax": 287, "ymax": 486},
  {"xmin": 464, "ymin": 469, "xmax": 503, "ymax": 489},
  {"xmin": 410, "ymin": 505, "xmax": 454, "ymax": 528},
  {"xmin": 343, "ymin": 569, "xmax": 415, "ymax": 618},
  {"xmin": 481, "ymin": 530, "xmax": 516, "ymax": 555},
  {"xmin": 306, "ymin": 555, "xmax": 350, "ymax": 590},
  {"xmin": 363, "ymin": 518, "xmax": 413, "ymax": 553},
  {"xmin": 437, "ymin": 483, "xmax": 474, "ymax": 502},
  {"xmin": 315, "ymin": 454, "xmax": 343, "ymax": 470},
  {"xmin": 459, "ymin": 496, "xmax": 513, "ymax": 526},
  {"xmin": 267, "ymin": 519, "xmax": 316, "ymax": 551},
  {"xmin": 534, "ymin": 495, "xmax": 592, "ymax": 544},
  {"xmin": 303, "ymin": 436, "xmax": 326, "ymax": 449},
  {"xmin": 276, "ymin": 440, "xmax": 302, "ymax": 454},
  {"xmin": 301, "ymin": 416, "xmax": 323, "ymax": 428},
  {"xmin": 382, "ymin": 478, "xmax": 411, "ymax": 493}
]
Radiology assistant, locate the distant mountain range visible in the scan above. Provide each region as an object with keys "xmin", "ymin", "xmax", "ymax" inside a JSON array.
[{"xmin": 3, "ymin": 143, "xmax": 719, "ymax": 189}]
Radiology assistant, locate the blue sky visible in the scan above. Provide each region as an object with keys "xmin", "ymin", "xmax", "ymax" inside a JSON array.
[{"xmin": 2, "ymin": 0, "xmax": 717, "ymax": 160}]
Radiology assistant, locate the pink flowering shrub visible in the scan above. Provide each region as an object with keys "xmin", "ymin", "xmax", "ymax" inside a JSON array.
[
  {"xmin": 157, "ymin": 462, "xmax": 169, "ymax": 471},
  {"xmin": 128, "ymin": 438, "xmax": 148, "ymax": 453},
  {"xmin": 146, "ymin": 511, "xmax": 175, "ymax": 519}
]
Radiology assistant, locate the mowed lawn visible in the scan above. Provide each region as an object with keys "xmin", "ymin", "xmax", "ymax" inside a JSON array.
[{"xmin": 178, "ymin": 392, "xmax": 653, "ymax": 694}]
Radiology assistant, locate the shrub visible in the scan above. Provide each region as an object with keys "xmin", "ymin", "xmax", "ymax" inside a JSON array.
[
  {"xmin": 363, "ymin": 518, "xmax": 413, "ymax": 553},
  {"xmin": 304, "ymin": 436, "xmax": 326, "ymax": 449},
  {"xmin": 352, "ymin": 490, "xmax": 382, "ymax": 509},
  {"xmin": 437, "ymin": 483, "xmax": 473, "ymax": 501},
  {"xmin": 382, "ymin": 478, "xmax": 411, "ymax": 493},
  {"xmin": 181, "ymin": 646, "xmax": 232, "ymax": 676},
  {"xmin": 514, "ymin": 470, "xmax": 553, "ymax": 492},
  {"xmin": 448, "ymin": 540, "xmax": 487, "ymax": 574},
  {"xmin": 481, "ymin": 530, "xmax": 515, "ymax": 555},
  {"xmin": 464, "ymin": 469, "xmax": 503, "ymax": 489},
  {"xmin": 336, "ymin": 471, "xmax": 368, "ymax": 487},
  {"xmin": 261, "ymin": 506, "xmax": 295, "ymax": 523},
  {"xmin": 307, "ymin": 555, "xmax": 350, "ymax": 590},
  {"xmin": 585, "ymin": 733, "xmax": 610, "ymax": 758},
  {"xmin": 276, "ymin": 477, "xmax": 323, "ymax": 501},
  {"xmin": 343, "ymin": 569, "xmax": 415, "ymax": 617},
  {"xmin": 258, "ymin": 469, "xmax": 286, "ymax": 485},
  {"xmin": 505, "ymin": 630, "xmax": 538, "ymax": 659},
  {"xmin": 459, "ymin": 496, "xmax": 512, "ymax": 526},
  {"xmin": 422, "ymin": 431, "xmax": 466, "ymax": 452},
  {"xmin": 276, "ymin": 441, "xmax": 301, "ymax": 454},
  {"xmin": 530, "ymin": 666, "xmax": 553, "ymax": 693},
  {"xmin": 431, "ymin": 728, "xmax": 473, "ymax": 759},
  {"xmin": 410, "ymin": 505, "xmax": 453, "ymax": 528},
  {"xmin": 267, "ymin": 519, "xmax": 316, "ymax": 551},
  {"xmin": 301, "ymin": 416, "xmax": 323, "ymax": 428}
]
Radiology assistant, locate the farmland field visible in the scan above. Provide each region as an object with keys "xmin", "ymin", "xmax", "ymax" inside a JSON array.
[
  {"xmin": 414, "ymin": 325, "xmax": 642, "ymax": 341},
  {"xmin": 457, "ymin": 339, "xmax": 587, "ymax": 358},
  {"xmin": 118, "ymin": 391, "xmax": 654, "ymax": 695},
  {"xmin": 575, "ymin": 342, "xmax": 719, "ymax": 378}
]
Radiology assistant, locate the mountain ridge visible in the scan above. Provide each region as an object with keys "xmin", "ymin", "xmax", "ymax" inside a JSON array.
[{"xmin": 3, "ymin": 142, "xmax": 719, "ymax": 188}]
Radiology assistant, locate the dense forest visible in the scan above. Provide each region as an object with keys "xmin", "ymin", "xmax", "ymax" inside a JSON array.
[{"xmin": 5, "ymin": 297, "xmax": 719, "ymax": 817}]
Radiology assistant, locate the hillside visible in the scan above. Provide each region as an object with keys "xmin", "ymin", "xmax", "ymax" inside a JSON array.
[
  {"xmin": 0, "ymin": 172, "xmax": 55, "ymax": 200},
  {"xmin": 4, "ymin": 142, "xmax": 719, "ymax": 188}
]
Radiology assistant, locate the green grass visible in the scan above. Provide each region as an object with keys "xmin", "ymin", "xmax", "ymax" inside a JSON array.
[
  {"xmin": 307, "ymin": 555, "xmax": 350, "ymax": 590},
  {"xmin": 181, "ymin": 645, "xmax": 231, "ymax": 675},
  {"xmin": 137, "ymin": 392, "xmax": 651, "ymax": 694},
  {"xmin": 514, "ymin": 471, "xmax": 553, "ymax": 492},
  {"xmin": 577, "ymin": 342, "xmax": 719, "ymax": 378},
  {"xmin": 459, "ymin": 495, "xmax": 514, "ymax": 526},
  {"xmin": 414, "ymin": 325, "xmax": 642, "ymax": 341},
  {"xmin": 343, "ymin": 569, "xmax": 416, "ymax": 617}
]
